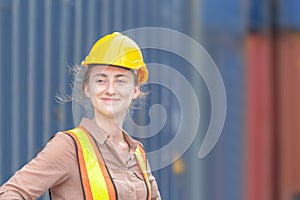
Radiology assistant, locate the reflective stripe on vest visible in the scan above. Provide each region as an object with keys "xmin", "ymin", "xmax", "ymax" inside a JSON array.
[
  {"xmin": 135, "ymin": 145, "xmax": 151, "ymax": 200},
  {"xmin": 65, "ymin": 126, "xmax": 151, "ymax": 200}
]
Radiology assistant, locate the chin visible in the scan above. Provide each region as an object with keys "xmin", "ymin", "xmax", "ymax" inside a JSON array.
[{"xmin": 97, "ymin": 108, "xmax": 127, "ymax": 118}]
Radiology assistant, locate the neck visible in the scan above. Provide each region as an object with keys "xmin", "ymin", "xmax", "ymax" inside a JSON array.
[{"xmin": 93, "ymin": 113, "xmax": 125, "ymax": 139}]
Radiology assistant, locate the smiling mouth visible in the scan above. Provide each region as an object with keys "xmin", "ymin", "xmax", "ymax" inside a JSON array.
[{"xmin": 101, "ymin": 98, "xmax": 120, "ymax": 103}]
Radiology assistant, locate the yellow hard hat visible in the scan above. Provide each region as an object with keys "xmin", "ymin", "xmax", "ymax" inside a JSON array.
[{"xmin": 81, "ymin": 32, "xmax": 148, "ymax": 84}]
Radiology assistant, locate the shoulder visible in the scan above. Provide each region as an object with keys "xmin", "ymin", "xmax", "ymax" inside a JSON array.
[
  {"xmin": 39, "ymin": 132, "xmax": 77, "ymax": 168},
  {"xmin": 46, "ymin": 131, "xmax": 76, "ymax": 152},
  {"xmin": 136, "ymin": 140, "xmax": 145, "ymax": 149}
]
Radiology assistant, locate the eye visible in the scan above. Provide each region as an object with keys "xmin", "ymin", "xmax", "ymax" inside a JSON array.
[
  {"xmin": 96, "ymin": 79, "xmax": 106, "ymax": 84},
  {"xmin": 116, "ymin": 79, "xmax": 127, "ymax": 84}
]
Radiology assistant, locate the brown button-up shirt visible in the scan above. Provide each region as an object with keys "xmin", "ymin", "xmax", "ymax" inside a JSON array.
[{"xmin": 0, "ymin": 118, "xmax": 160, "ymax": 200}]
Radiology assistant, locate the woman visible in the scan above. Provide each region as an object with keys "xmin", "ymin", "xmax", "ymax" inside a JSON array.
[{"xmin": 0, "ymin": 32, "xmax": 161, "ymax": 199}]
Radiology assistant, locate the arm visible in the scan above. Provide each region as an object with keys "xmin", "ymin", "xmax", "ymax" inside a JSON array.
[{"xmin": 0, "ymin": 132, "xmax": 76, "ymax": 200}]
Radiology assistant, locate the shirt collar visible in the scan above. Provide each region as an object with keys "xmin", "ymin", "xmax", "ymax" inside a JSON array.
[
  {"xmin": 79, "ymin": 117, "xmax": 138, "ymax": 151},
  {"xmin": 79, "ymin": 118, "xmax": 109, "ymax": 145},
  {"xmin": 122, "ymin": 130, "xmax": 138, "ymax": 152}
]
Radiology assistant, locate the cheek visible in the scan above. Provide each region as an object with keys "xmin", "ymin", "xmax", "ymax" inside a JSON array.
[{"xmin": 89, "ymin": 84, "xmax": 105, "ymax": 96}]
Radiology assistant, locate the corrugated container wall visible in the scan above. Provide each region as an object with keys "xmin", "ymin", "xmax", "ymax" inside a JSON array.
[
  {"xmin": 244, "ymin": 1, "xmax": 275, "ymax": 200},
  {"xmin": 200, "ymin": 0, "xmax": 246, "ymax": 199},
  {"xmin": 278, "ymin": 0, "xmax": 300, "ymax": 199},
  {"xmin": 0, "ymin": 0, "xmax": 246, "ymax": 200},
  {"xmin": 278, "ymin": 32, "xmax": 300, "ymax": 200},
  {"xmin": 244, "ymin": 0, "xmax": 300, "ymax": 200}
]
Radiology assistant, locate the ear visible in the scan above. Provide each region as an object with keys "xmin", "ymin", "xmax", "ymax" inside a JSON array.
[
  {"xmin": 84, "ymin": 83, "xmax": 90, "ymax": 98},
  {"xmin": 132, "ymin": 85, "xmax": 141, "ymax": 99}
]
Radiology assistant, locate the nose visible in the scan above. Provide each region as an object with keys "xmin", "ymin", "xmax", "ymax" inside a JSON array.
[{"xmin": 105, "ymin": 80, "xmax": 116, "ymax": 95}]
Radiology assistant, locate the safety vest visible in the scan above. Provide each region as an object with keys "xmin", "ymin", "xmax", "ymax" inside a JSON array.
[{"xmin": 64, "ymin": 126, "xmax": 151, "ymax": 200}]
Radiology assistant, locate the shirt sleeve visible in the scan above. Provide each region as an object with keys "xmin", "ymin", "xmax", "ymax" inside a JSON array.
[{"xmin": 0, "ymin": 132, "xmax": 76, "ymax": 200}]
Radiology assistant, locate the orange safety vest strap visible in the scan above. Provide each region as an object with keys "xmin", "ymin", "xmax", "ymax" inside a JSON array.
[
  {"xmin": 65, "ymin": 131, "xmax": 93, "ymax": 199},
  {"xmin": 79, "ymin": 126, "xmax": 117, "ymax": 200},
  {"xmin": 65, "ymin": 127, "xmax": 117, "ymax": 200},
  {"xmin": 135, "ymin": 145, "xmax": 152, "ymax": 200}
]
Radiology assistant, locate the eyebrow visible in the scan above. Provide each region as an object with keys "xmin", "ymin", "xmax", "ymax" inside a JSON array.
[{"xmin": 93, "ymin": 73, "xmax": 130, "ymax": 78}]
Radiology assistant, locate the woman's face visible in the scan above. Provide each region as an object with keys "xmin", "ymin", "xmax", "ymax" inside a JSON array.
[{"xmin": 84, "ymin": 65, "xmax": 140, "ymax": 118}]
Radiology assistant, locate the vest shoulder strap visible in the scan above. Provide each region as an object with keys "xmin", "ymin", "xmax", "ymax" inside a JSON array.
[
  {"xmin": 65, "ymin": 126, "xmax": 117, "ymax": 200},
  {"xmin": 135, "ymin": 144, "xmax": 152, "ymax": 200}
]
